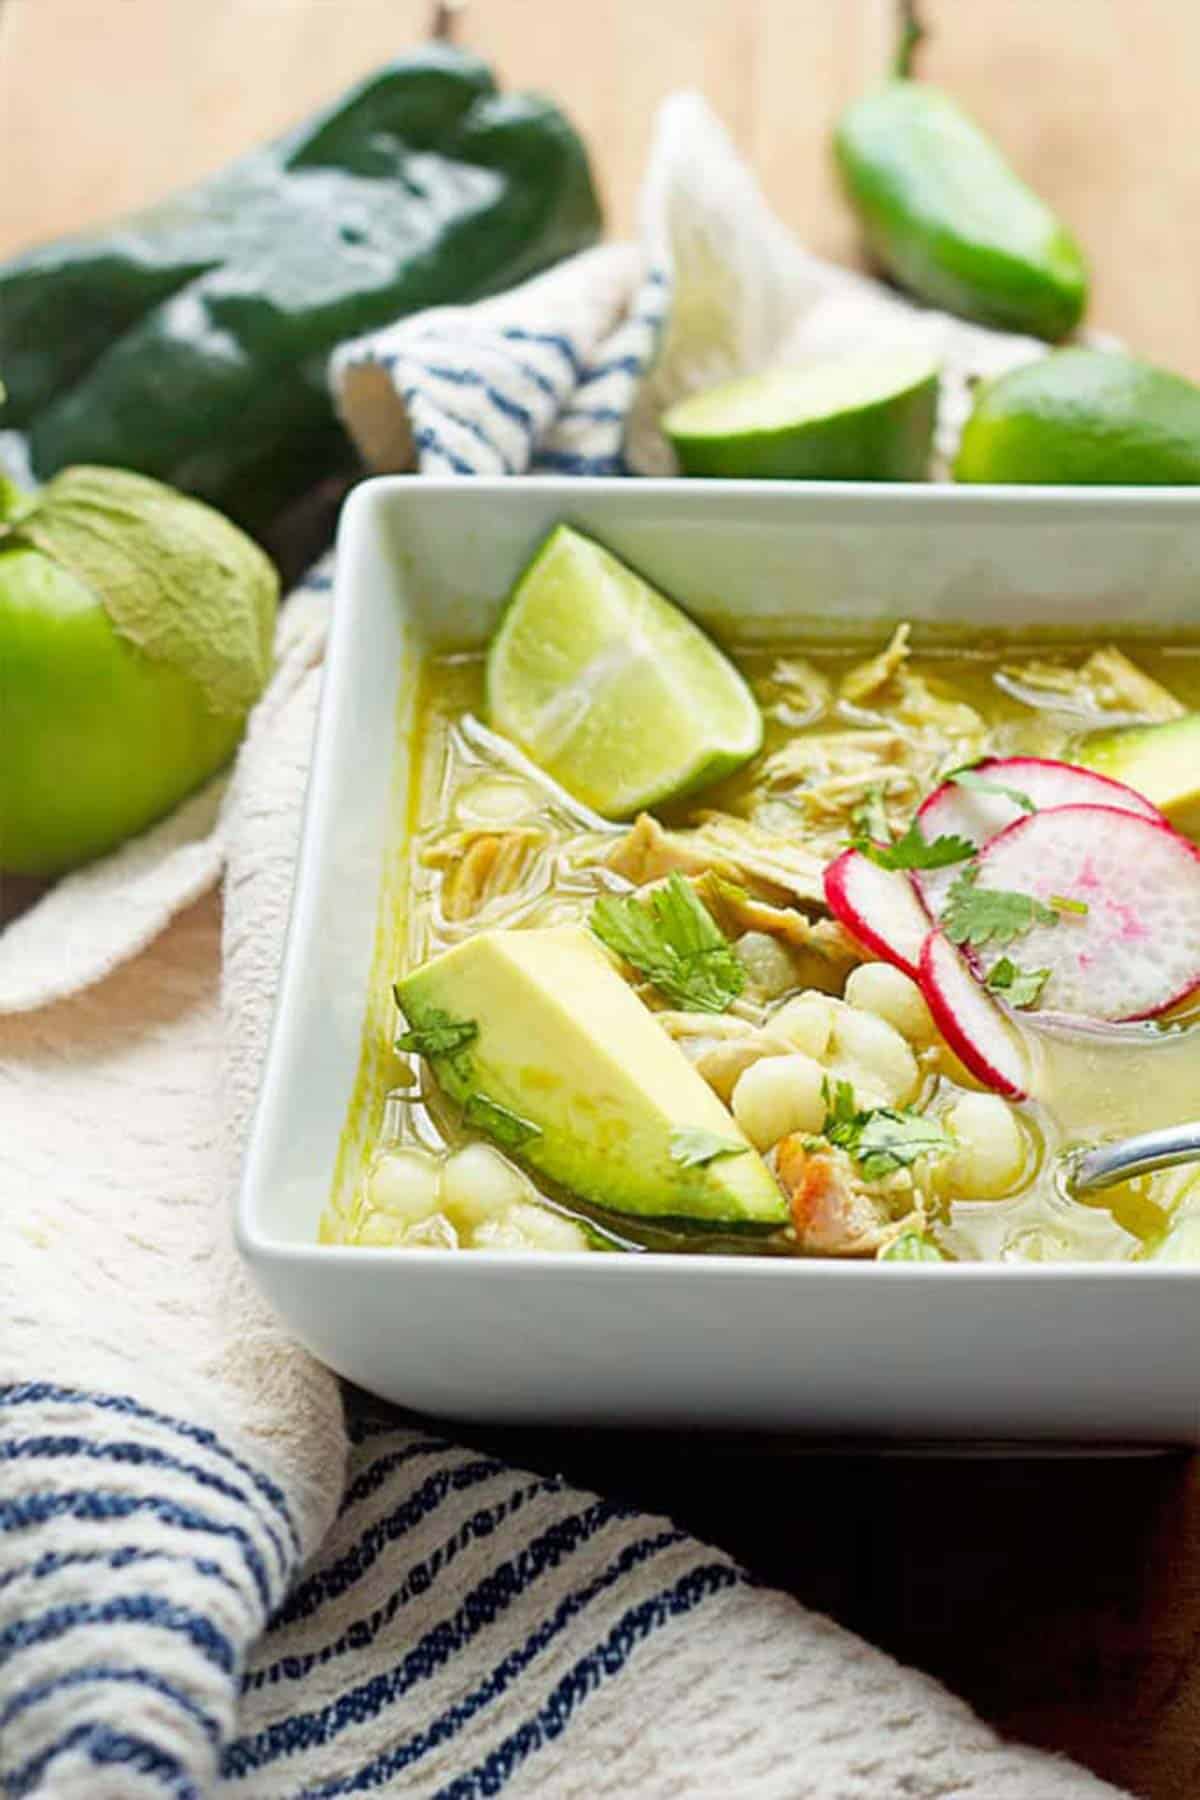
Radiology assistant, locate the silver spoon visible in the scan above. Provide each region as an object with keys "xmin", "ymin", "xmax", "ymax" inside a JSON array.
[{"xmin": 1069, "ymin": 1122, "xmax": 1200, "ymax": 1193}]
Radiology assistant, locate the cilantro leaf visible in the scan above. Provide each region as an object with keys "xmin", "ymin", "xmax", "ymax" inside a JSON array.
[
  {"xmin": 392, "ymin": 998, "xmax": 479, "ymax": 1060},
  {"xmin": 669, "ymin": 1127, "xmax": 749, "ymax": 1168},
  {"xmin": 848, "ymin": 781, "xmax": 974, "ymax": 872},
  {"xmin": 850, "ymin": 784, "xmax": 892, "ymax": 847},
  {"xmin": 821, "ymin": 1076, "xmax": 860, "ymax": 1129},
  {"xmin": 949, "ymin": 768, "xmax": 1036, "ymax": 814},
  {"xmin": 854, "ymin": 816, "xmax": 975, "ymax": 873},
  {"xmin": 985, "ymin": 956, "xmax": 1050, "ymax": 1009},
  {"xmin": 821, "ymin": 1080, "xmax": 955, "ymax": 1182},
  {"xmin": 848, "ymin": 1111, "xmax": 957, "ymax": 1182},
  {"xmin": 942, "ymin": 864, "xmax": 1059, "ymax": 950},
  {"xmin": 942, "ymin": 755, "xmax": 986, "ymax": 776},
  {"xmin": 879, "ymin": 1231, "xmax": 946, "ymax": 1263},
  {"xmin": 463, "ymin": 1093, "xmax": 542, "ymax": 1151},
  {"xmin": 589, "ymin": 873, "xmax": 745, "ymax": 1013}
]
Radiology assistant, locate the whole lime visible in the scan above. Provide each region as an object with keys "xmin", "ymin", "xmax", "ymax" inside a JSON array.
[
  {"xmin": 1, "ymin": 466, "xmax": 278, "ymax": 875},
  {"xmin": 955, "ymin": 349, "xmax": 1200, "ymax": 484}
]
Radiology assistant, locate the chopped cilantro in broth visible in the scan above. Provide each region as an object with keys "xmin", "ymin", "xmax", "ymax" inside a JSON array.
[{"xmin": 328, "ymin": 633, "xmax": 1200, "ymax": 1264}]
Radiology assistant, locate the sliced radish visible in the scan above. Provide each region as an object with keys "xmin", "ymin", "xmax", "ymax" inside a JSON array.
[
  {"xmin": 974, "ymin": 804, "xmax": 1200, "ymax": 1021},
  {"xmin": 919, "ymin": 931, "xmax": 1031, "ymax": 1099},
  {"xmin": 823, "ymin": 849, "xmax": 930, "ymax": 980},
  {"xmin": 919, "ymin": 755, "xmax": 1162, "ymax": 844},
  {"xmin": 914, "ymin": 757, "xmax": 1163, "ymax": 915}
]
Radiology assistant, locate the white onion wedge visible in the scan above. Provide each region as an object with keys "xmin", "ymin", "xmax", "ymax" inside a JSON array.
[
  {"xmin": 823, "ymin": 848, "xmax": 930, "ymax": 980},
  {"xmin": 919, "ymin": 931, "xmax": 1031, "ymax": 1100}
]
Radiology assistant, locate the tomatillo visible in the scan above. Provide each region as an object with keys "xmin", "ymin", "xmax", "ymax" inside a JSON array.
[{"xmin": 0, "ymin": 466, "xmax": 278, "ymax": 875}]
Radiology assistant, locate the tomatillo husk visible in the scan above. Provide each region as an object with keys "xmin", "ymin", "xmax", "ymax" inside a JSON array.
[{"xmin": 0, "ymin": 465, "xmax": 278, "ymax": 875}]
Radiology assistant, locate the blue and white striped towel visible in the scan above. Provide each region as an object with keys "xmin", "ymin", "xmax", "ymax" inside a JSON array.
[
  {"xmin": 331, "ymin": 246, "xmax": 668, "ymax": 480},
  {"xmin": 0, "ymin": 94, "xmax": 1121, "ymax": 1799}
]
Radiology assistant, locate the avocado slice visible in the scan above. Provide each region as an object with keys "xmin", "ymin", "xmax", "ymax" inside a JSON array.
[
  {"xmin": 395, "ymin": 926, "xmax": 788, "ymax": 1231},
  {"xmin": 1079, "ymin": 713, "xmax": 1200, "ymax": 840}
]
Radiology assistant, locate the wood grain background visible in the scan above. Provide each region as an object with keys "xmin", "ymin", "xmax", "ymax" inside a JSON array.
[
  {"xmin": 4, "ymin": 1, "xmax": 1200, "ymax": 377},
  {"xmin": 4, "ymin": 4, "xmax": 1200, "ymax": 1796}
]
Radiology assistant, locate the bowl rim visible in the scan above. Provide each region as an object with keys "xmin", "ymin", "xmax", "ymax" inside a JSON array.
[{"xmin": 345, "ymin": 474, "xmax": 1200, "ymax": 506}]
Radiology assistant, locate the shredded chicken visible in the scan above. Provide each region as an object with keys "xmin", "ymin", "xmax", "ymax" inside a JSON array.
[
  {"xmin": 656, "ymin": 1011, "xmax": 794, "ymax": 1102},
  {"xmin": 837, "ymin": 624, "xmax": 984, "ymax": 753},
  {"xmin": 656, "ymin": 1012, "xmax": 767, "ymax": 1042},
  {"xmin": 757, "ymin": 731, "xmax": 923, "ymax": 839},
  {"xmin": 695, "ymin": 874, "xmax": 855, "ymax": 954},
  {"xmin": 760, "ymin": 728, "xmax": 912, "ymax": 794},
  {"xmin": 839, "ymin": 624, "xmax": 912, "ymax": 705},
  {"xmin": 769, "ymin": 656, "xmax": 832, "ymax": 726},
  {"xmin": 606, "ymin": 813, "xmax": 721, "ymax": 886},
  {"xmin": 754, "ymin": 705, "xmax": 982, "ymax": 848},
  {"xmin": 883, "ymin": 673, "xmax": 985, "ymax": 754},
  {"xmin": 423, "ymin": 828, "xmax": 546, "ymax": 921},
  {"xmin": 688, "ymin": 813, "xmax": 829, "ymax": 907},
  {"xmin": 1007, "ymin": 660, "xmax": 1079, "ymax": 697},
  {"xmin": 690, "ymin": 872, "xmax": 862, "ymax": 991},
  {"xmin": 747, "ymin": 624, "xmax": 988, "ymax": 847},
  {"xmin": 606, "ymin": 811, "xmax": 827, "ymax": 910},
  {"xmin": 774, "ymin": 1138, "xmax": 894, "ymax": 1256},
  {"xmin": 998, "ymin": 646, "xmax": 1184, "ymax": 725},
  {"xmin": 1082, "ymin": 647, "xmax": 1185, "ymax": 722}
]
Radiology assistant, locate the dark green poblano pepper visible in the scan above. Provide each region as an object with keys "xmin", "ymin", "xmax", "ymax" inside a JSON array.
[
  {"xmin": 833, "ymin": 5, "xmax": 1088, "ymax": 342},
  {"xmin": 0, "ymin": 47, "xmax": 601, "ymax": 535}
]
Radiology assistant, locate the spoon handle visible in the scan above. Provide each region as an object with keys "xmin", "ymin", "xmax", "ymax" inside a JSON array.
[{"xmin": 1071, "ymin": 1121, "xmax": 1200, "ymax": 1193}]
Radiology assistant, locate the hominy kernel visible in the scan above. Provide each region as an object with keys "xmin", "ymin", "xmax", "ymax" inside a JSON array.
[
  {"xmin": 369, "ymin": 1149, "xmax": 443, "ymax": 1223},
  {"xmin": 947, "ymin": 1093, "xmax": 1027, "ymax": 1198},
  {"xmin": 845, "ymin": 962, "xmax": 936, "ymax": 1045},
  {"xmin": 441, "ymin": 1143, "xmax": 528, "ymax": 1231},
  {"xmin": 472, "ymin": 1203, "xmax": 589, "ymax": 1254},
  {"xmin": 769, "ymin": 992, "xmax": 836, "ymax": 1060},
  {"xmin": 735, "ymin": 931, "xmax": 801, "ymax": 1000},
  {"xmin": 731, "ymin": 1052, "xmax": 827, "ymax": 1150},
  {"xmin": 826, "ymin": 1002, "xmax": 919, "ymax": 1106}
]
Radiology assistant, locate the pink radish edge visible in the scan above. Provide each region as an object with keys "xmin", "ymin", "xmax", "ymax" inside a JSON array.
[
  {"xmin": 823, "ymin": 849, "xmax": 930, "ymax": 981},
  {"xmin": 917, "ymin": 755, "xmax": 1163, "ymax": 828},
  {"xmin": 918, "ymin": 930, "xmax": 1031, "ymax": 1100}
]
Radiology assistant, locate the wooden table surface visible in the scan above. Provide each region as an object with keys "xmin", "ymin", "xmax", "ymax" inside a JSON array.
[
  {"xmin": 4, "ymin": 4, "xmax": 1200, "ymax": 1796},
  {"xmin": 6, "ymin": 0, "xmax": 1200, "ymax": 380}
]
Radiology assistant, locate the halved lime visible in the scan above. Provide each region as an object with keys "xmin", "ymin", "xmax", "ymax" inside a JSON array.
[
  {"xmin": 486, "ymin": 525, "xmax": 763, "ymax": 818},
  {"xmin": 663, "ymin": 350, "xmax": 940, "ymax": 481}
]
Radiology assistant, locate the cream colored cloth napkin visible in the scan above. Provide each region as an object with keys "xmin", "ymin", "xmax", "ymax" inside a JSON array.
[{"xmin": 1, "ymin": 94, "xmax": 1124, "ymax": 1798}]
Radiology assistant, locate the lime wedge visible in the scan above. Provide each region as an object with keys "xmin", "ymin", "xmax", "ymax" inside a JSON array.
[
  {"xmin": 663, "ymin": 351, "xmax": 940, "ymax": 481},
  {"xmin": 486, "ymin": 526, "xmax": 763, "ymax": 818}
]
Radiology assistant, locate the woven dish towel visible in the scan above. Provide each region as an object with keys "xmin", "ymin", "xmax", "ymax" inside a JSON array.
[{"xmin": 1, "ymin": 94, "xmax": 1125, "ymax": 1799}]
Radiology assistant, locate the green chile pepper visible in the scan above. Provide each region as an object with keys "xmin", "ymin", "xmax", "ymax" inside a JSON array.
[
  {"xmin": 833, "ymin": 10, "xmax": 1088, "ymax": 341},
  {"xmin": 0, "ymin": 47, "xmax": 601, "ymax": 536}
]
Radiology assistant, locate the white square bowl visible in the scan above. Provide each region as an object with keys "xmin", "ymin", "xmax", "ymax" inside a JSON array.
[{"xmin": 238, "ymin": 478, "xmax": 1200, "ymax": 1445}]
